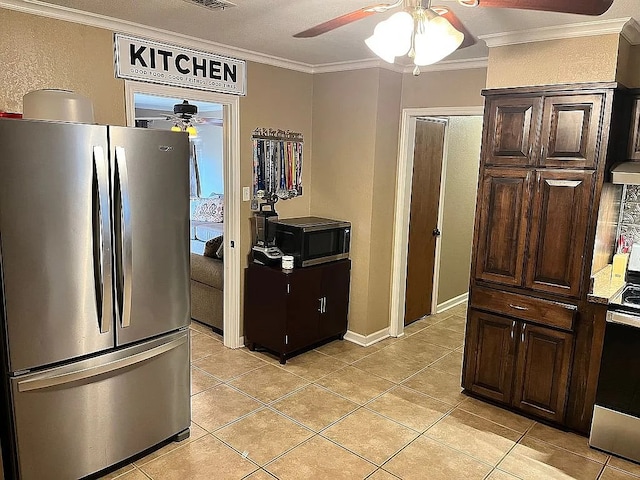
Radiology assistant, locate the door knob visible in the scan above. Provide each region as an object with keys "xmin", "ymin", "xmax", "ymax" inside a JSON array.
[{"xmin": 432, "ymin": 228, "xmax": 441, "ymax": 237}]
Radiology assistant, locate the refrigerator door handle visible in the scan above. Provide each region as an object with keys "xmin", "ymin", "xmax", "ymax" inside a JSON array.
[
  {"xmin": 115, "ymin": 146, "xmax": 133, "ymax": 329},
  {"xmin": 17, "ymin": 335, "xmax": 187, "ymax": 392},
  {"xmin": 93, "ymin": 146, "xmax": 112, "ymax": 334}
]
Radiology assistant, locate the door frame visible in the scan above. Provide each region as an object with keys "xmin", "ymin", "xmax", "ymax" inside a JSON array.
[
  {"xmin": 124, "ymin": 81, "xmax": 243, "ymax": 349},
  {"xmin": 389, "ymin": 106, "xmax": 484, "ymax": 338}
]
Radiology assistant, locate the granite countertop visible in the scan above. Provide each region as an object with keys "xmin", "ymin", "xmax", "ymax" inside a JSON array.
[{"xmin": 588, "ymin": 264, "xmax": 625, "ymax": 305}]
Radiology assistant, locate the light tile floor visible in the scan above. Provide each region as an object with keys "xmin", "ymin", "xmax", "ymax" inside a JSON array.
[{"xmin": 102, "ymin": 306, "xmax": 640, "ymax": 480}]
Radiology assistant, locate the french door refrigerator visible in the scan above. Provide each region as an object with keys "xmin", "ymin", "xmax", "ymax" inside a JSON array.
[{"xmin": 0, "ymin": 118, "xmax": 191, "ymax": 479}]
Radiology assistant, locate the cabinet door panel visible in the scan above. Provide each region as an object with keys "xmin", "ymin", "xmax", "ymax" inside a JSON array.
[
  {"xmin": 484, "ymin": 96, "xmax": 542, "ymax": 166},
  {"xmin": 463, "ymin": 309, "xmax": 517, "ymax": 404},
  {"xmin": 526, "ymin": 170, "xmax": 594, "ymax": 297},
  {"xmin": 512, "ymin": 323, "xmax": 573, "ymax": 423},
  {"xmin": 475, "ymin": 168, "xmax": 532, "ymax": 286},
  {"xmin": 286, "ymin": 267, "xmax": 323, "ymax": 352},
  {"xmin": 319, "ymin": 260, "xmax": 351, "ymax": 340},
  {"xmin": 539, "ymin": 94, "xmax": 603, "ymax": 169},
  {"xmin": 629, "ymin": 97, "xmax": 640, "ymax": 161}
]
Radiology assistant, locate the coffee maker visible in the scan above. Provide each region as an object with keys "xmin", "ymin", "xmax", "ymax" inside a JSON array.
[{"xmin": 251, "ymin": 202, "xmax": 283, "ymax": 266}]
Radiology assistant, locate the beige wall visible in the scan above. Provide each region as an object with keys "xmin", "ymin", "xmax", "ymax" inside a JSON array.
[
  {"xmin": 367, "ymin": 69, "xmax": 403, "ymax": 334},
  {"xmin": 616, "ymin": 39, "xmax": 640, "ymax": 88},
  {"xmin": 401, "ymin": 68, "xmax": 487, "ymax": 109},
  {"xmin": 311, "ymin": 69, "xmax": 380, "ymax": 335},
  {"xmin": 486, "ymin": 34, "xmax": 620, "ymax": 88},
  {"xmin": 0, "ymin": 9, "xmax": 125, "ymax": 125},
  {"xmin": 311, "ymin": 67, "xmax": 486, "ymax": 336},
  {"xmin": 239, "ymin": 62, "xmax": 314, "ymax": 333},
  {"xmin": 437, "ymin": 116, "xmax": 483, "ymax": 305}
]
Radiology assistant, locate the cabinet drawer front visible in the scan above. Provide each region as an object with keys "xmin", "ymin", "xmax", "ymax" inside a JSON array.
[
  {"xmin": 484, "ymin": 96, "xmax": 542, "ymax": 166},
  {"xmin": 474, "ymin": 168, "xmax": 532, "ymax": 286},
  {"xmin": 471, "ymin": 286, "xmax": 576, "ymax": 331},
  {"xmin": 539, "ymin": 94, "xmax": 603, "ymax": 169},
  {"xmin": 525, "ymin": 170, "xmax": 595, "ymax": 298}
]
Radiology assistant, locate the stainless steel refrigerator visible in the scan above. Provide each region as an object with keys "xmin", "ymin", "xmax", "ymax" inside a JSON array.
[{"xmin": 0, "ymin": 118, "xmax": 191, "ymax": 479}]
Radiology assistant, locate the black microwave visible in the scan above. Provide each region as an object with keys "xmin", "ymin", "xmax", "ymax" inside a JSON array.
[{"xmin": 272, "ymin": 217, "xmax": 351, "ymax": 267}]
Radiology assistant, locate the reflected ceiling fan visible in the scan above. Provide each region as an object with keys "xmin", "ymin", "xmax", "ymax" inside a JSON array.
[
  {"xmin": 293, "ymin": 0, "xmax": 614, "ymax": 74},
  {"xmin": 136, "ymin": 100, "xmax": 223, "ymax": 137}
]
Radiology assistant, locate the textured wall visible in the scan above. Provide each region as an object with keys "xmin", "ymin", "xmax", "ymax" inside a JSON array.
[
  {"xmin": 311, "ymin": 69, "xmax": 379, "ymax": 335},
  {"xmin": 239, "ymin": 61, "xmax": 314, "ymax": 333},
  {"xmin": 0, "ymin": 9, "xmax": 125, "ymax": 125},
  {"xmin": 401, "ymin": 68, "xmax": 487, "ymax": 109},
  {"xmin": 367, "ymin": 68, "xmax": 403, "ymax": 334},
  {"xmin": 486, "ymin": 35, "xmax": 620, "ymax": 88},
  {"xmin": 616, "ymin": 39, "xmax": 640, "ymax": 88},
  {"xmin": 437, "ymin": 116, "xmax": 483, "ymax": 305}
]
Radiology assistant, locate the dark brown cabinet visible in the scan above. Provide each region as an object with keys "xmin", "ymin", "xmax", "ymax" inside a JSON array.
[
  {"xmin": 484, "ymin": 93, "xmax": 604, "ymax": 169},
  {"xmin": 464, "ymin": 310, "xmax": 516, "ymax": 404},
  {"xmin": 475, "ymin": 168, "xmax": 594, "ymax": 298},
  {"xmin": 629, "ymin": 96, "xmax": 640, "ymax": 161},
  {"xmin": 512, "ymin": 323, "xmax": 573, "ymax": 422},
  {"xmin": 484, "ymin": 96, "xmax": 542, "ymax": 167},
  {"xmin": 465, "ymin": 83, "xmax": 626, "ymax": 431},
  {"xmin": 525, "ymin": 169, "xmax": 595, "ymax": 297},
  {"xmin": 244, "ymin": 259, "xmax": 351, "ymax": 364},
  {"xmin": 539, "ymin": 94, "xmax": 603, "ymax": 169},
  {"xmin": 475, "ymin": 168, "xmax": 532, "ymax": 287},
  {"xmin": 463, "ymin": 308, "xmax": 573, "ymax": 424}
]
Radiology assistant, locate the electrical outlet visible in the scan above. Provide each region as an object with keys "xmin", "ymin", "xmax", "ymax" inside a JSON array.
[{"xmin": 242, "ymin": 186, "xmax": 250, "ymax": 201}]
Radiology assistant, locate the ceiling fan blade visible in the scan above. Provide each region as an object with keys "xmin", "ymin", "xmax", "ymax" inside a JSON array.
[
  {"xmin": 475, "ymin": 0, "xmax": 614, "ymax": 16},
  {"xmin": 434, "ymin": 7, "xmax": 476, "ymax": 49},
  {"xmin": 293, "ymin": 9, "xmax": 377, "ymax": 38}
]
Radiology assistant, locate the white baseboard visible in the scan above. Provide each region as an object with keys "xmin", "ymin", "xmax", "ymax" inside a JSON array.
[
  {"xmin": 237, "ymin": 336, "xmax": 244, "ymax": 348},
  {"xmin": 436, "ymin": 292, "xmax": 469, "ymax": 314},
  {"xmin": 344, "ymin": 327, "xmax": 390, "ymax": 347}
]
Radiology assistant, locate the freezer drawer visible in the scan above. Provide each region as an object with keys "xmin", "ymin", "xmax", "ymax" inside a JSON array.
[{"xmin": 10, "ymin": 330, "xmax": 190, "ymax": 480}]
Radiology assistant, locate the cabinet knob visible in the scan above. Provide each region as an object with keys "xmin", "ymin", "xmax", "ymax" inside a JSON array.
[{"xmin": 432, "ymin": 228, "xmax": 441, "ymax": 237}]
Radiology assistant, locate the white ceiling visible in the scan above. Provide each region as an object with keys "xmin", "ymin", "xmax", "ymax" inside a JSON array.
[{"xmin": 35, "ymin": 0, "xmax": 640, "ymax": 67}]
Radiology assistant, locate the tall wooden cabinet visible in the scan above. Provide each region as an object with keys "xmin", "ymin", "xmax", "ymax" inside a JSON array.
[{"xmin": 463, "ymin": 83, "xmax": 630, "ymax": 433}]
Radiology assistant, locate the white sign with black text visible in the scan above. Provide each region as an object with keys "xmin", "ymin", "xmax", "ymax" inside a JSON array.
[{"xmin": 114, "ymin": 34, "xmax": 246, "ymax": 96}]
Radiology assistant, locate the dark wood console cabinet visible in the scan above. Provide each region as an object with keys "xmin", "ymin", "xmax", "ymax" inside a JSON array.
[
  {"xmin": 463, "ymin": 83, "xmax": 632, "ymax": 433},
  {"xmin": 244, "ymin": 259, "xmax": 351, "ymax": 364}
]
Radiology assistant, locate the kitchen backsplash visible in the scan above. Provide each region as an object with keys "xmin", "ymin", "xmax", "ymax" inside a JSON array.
[{"xmin": 620, "ymin": 185, "xmax": 640, "ymax": 246}]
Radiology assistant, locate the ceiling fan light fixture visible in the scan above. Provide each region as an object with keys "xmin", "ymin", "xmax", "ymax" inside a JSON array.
[
  {"xmin": 171, "ymin": 124, "xmax": 182, "ymax": 133},
  {"xmin": 186, "ymin": 125, "xmax": 198, "ymax": 138},
  {"xmin": 365, "ymin": 11, "xmax": 413, "ymax": 63},
  {"xmin": 413, "ymin": 12, "xmax": 464, "ymax": 66},
  {"xmin": 365, "ymin": 6, "xmax": 463, "ymax": 72}
]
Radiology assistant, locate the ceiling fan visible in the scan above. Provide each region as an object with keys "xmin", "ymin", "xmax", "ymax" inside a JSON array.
[
  {"xmin": 293, "ymin": 0, "xmax": 614, "ymax": 73},
  {"xmin": 136, "ymin": 100, "xmax": 223, "ymax": 134}
]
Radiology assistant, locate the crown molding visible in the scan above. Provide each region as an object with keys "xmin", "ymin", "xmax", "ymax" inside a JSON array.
[
  {"xmin": 311, "ymin": 58, "xmax": 404, "ymax": 74},
  {"xmin": 480, "ymin": 17, "xmax": 634, "ymax": 48},
  {"xmin": 0, "ymin": 0, "xmax": 316, "ymax": 74},
  {"xmin": 622, "ymin": 18, "xmax": 640, "ymax": 45},
  {"xmin": 401, "ymin": 57, "xmax": 488, "ymax": 74},
  {"xmin": 0, "ymin": 0, "xmax": 491, "ymax": 76}
]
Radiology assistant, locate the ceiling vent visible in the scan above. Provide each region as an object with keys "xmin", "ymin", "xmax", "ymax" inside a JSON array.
[{"xmin": 183, "ymin": 0, "xmax": 236, "ymax": 11}]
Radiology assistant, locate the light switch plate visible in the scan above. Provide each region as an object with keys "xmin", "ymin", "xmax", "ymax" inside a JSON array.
[{"xmin": 242, "ymin": 186, "xmax": 250, "ymax": 201}]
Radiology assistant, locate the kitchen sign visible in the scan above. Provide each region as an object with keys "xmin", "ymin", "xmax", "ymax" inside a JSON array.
[{"xmin": 114, "ymin": 34, "xmax": 247, "ymax": 96}]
